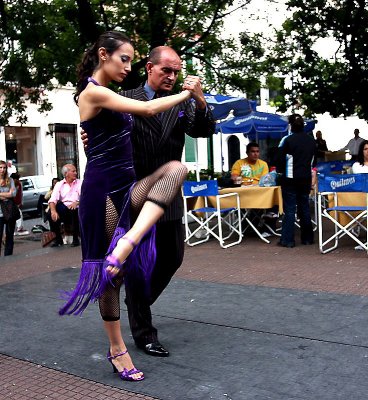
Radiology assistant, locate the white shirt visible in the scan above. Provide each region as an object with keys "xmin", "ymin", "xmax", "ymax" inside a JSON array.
[{"xmin": 352, "ymin": 162, "xmax": 368, "ymax": 174}]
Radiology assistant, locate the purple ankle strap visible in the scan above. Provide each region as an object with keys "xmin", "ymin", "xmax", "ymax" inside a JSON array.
[
  {"xmin": 122, "ymin": 236, "xmax": 137, "ymax": 248},
  {"xmin": 106, "ymin": 254, "xmax": 121, "ymax": 267},
  {"xmin": 107, "ymin": 349, "xmax": 128, "ymax": 360}
]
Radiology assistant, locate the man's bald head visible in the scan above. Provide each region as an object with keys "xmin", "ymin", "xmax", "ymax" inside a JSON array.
[{"xmin": 146, "ymin": 46, "xmax": 182, "ymax": 93}]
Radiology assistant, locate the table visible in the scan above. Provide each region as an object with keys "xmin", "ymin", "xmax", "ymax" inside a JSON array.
[
  {"xmin": 191, "ymin": 185, "xmax": 283, "ymax": 243},
  {"xmin": 217, "ymin": 185, "xmax": 283, "ymax": 213}
]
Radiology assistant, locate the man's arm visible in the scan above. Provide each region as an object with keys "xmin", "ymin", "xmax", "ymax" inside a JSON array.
[{"xmin": 48, "ymin": 181, "xmax": 62, "ymax": 221}]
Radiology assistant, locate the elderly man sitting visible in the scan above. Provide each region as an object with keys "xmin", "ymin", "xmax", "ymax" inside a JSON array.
[{"xmin": 48, "ymin": 164, "xmax": 81, "ymax": 247}]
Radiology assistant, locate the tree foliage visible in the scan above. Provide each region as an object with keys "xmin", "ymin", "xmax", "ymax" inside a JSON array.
[
  {"xmin": 0, "ymin": 0, "xmax": 260, "ymax": 125},
  {"xmin": 263, "ymin": 0, "xmax": 368, "ymax": 120}
]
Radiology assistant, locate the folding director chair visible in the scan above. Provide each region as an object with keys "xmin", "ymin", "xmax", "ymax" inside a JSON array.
[
  {"xmin": 317, "ymin": 173, "xmax": 368, "ymax": 254},
  {"xmin": 182, "ymin": 180, "xmax": 242, "ymax": 248}
]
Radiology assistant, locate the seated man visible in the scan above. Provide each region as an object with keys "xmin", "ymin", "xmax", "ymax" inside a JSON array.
[
  {"xmin": 48, "ymin": 164, "xmax": 81, "ymax": 247},
  {"xmin": 231, "ymin": 141, "xmax": 269, "ymax": 185},
  {"xmin": 231, "ymin": 142, "xmax": 276, "ymax": 237}
]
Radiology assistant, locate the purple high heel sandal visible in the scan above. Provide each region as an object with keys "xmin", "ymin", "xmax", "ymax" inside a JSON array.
[
  {"xmin": 104, "ymin": 236, "xmax": 137, "ymax": 275},
  {"xmin": 107, "ymin": 349, "xmax": 145, "ymax": 382}
]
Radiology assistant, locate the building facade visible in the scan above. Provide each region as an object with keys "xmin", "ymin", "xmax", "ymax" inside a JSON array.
[{"xmin": 0, "ymin": 85, "xmax": 86, "ymax": 181}]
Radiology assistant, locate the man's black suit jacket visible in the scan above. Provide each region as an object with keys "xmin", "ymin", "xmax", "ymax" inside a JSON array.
[{"xmin": 122, "ymin": 85, "xmax": 215, "ymax": 222}]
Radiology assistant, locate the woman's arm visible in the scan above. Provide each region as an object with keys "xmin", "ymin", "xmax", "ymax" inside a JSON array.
[
  {"xmin": 0, "ymin": 179, "xmax": 16, "ymax": 200},
  {"xmin": 79, "ymin": 85, "xmax": 191, "ymax": 120}
]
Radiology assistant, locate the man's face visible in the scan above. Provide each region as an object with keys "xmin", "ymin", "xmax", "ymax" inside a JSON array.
[
  {"xmin": 65, "ymin": 166, "xmax": 77, "ymax": 181},
  {"xmin": 354, "ymin": 129, "xmax": 360, "ymax": 138},
  {"xmin": 247, "ymin": 146, "xmax": 260, "ymax": 163},
  {"xmin": 146, "ymin": 50, "xmax": 182, "ymax": 93}
]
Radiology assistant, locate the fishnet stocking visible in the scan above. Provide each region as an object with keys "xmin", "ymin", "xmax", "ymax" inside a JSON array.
[
  {"xmin": 98, "ymin": 161, "xmax": 187, "ymax": 321},
  {"xmin": 99, "ymin": 196, "xmax": 124, "ymax": 321},
  {"xmin": 131, "ymin": 161, "xmax": 187, "ymax": 214}
]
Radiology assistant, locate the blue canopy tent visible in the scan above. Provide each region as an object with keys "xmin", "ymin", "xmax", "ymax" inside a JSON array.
[
  {"xmin": 216, "ymin": 111, "xmax": 316, "ymax": 170},
  {"xmin": 204, "ymin": 93, "xmax": 255, "ymax": 120},
  {"xmin": 189, "ymin": 94, "xmax": 254, "ymax": 179},
  {"xmin": 217, "ymin": 111, "xmax": 315, "ymax": 140}
]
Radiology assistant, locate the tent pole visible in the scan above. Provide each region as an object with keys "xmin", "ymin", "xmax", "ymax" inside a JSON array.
[
  {"xmin": 220, "ymin": 126, "xmax": 224, "ymax": 173},
  {"xmin": 194, "ymin": 138, "xmax": 200, "ymax": 181}
]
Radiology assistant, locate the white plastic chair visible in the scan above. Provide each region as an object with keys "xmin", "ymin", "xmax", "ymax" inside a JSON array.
[
  {"xmin": 317, "ymin": 173, "xmax": 368, "ymax": 254},
  {"xmin": 182, "ymin": 180, "xmax": 242, "ymax": 248}
]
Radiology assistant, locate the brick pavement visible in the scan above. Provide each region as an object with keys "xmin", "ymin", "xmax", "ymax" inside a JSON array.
[
  {"xmin": 1, "ymin": 236, "xmax": 158, "ymax": 400},
  {"xmin": 0, "ymin": 354, "xmax": 156, "ymax": 400},
  {"xmin": 1, "ymin": 232, "xmax": 368, "ymax": 399}
]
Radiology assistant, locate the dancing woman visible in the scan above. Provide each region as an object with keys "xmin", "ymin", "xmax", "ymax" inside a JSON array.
[{"xmin": 59, "ymin": 31, "xmax": 192, "ymax": 381}]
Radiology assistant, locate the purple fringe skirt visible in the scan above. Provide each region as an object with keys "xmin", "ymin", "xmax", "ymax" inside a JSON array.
[{"xmin": 59, "ymin": 225, "xmax": 156, "ymax": 316}]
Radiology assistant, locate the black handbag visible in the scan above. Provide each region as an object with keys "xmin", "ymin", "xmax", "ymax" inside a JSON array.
[{"xmin": 0, "ymin": 199, "xmax": 21, "ymax": 222}]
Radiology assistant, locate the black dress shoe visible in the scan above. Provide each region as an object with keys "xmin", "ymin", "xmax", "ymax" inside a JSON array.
[
  {"xmin": 301, "ymin": 240, "xmax": 314, "ymax": 245},
  {"xmin": 71, "ymin": 240, "xmax": 80, "ymax": 247},
  {"xmin": 277, "ymin": 241, "xmax": 295, "ymax": 248},
  {"xmin": 51, "ymin": 241, "xmax": 63, "ymax": 247},
  {"xmin": 137, "ymin": 341, "xmax": 169, "ymax": 357}
]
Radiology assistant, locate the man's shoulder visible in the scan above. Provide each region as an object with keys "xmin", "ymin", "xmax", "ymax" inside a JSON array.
[
  {"xmin": 257, "ymin": 159, "xmax": 268, "ymax": 167},
  {"xmin": 121, "ymin": 85, "xmax": 146, "ymax": 99}
]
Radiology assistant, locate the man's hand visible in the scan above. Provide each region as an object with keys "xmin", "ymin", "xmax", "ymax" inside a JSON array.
[
  {"xmin": 183, "ymin": 75, "xmax": 206, "ymax": 110},
  {"xmin": 80, "ymin": 129, "xmax": 88, "ymax": 149},
  {"xmin": 51, "ymin": 210, "xmax": 59, "ymax": 222},
  {"xmin": 68, "ymin": 201, "xmax": 79, "ymax": 210}
]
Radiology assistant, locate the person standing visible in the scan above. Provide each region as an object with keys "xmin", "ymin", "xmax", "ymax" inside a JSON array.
[
  {"xmin": 0, "ymin": 160, "xmax": 17, "ymax": 256},
  {"xmin": 276, "ymin": 114, "xmax": 316, "ymax": 248},
  {"xmin": 10, "ymin": 172, "xmax": 26, "ymax": 235},
  {"xmin": 315, "ymin": 130, "xmax": 329, "ymax": 162},
  {"xmin": 122, "ymin": 47, "xmax": 215, "ymax": 357},
  {"xmin": 340, "ymin": 128, "xmax": 365, "ymax": 161}
]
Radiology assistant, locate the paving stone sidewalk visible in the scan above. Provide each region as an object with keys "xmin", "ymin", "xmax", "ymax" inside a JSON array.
[{"xmin": 1, "ymin": 230, "xmax": 368, "ymax": 399}]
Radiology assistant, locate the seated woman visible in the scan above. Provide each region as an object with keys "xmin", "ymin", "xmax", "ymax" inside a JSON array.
[{"xmin": 352, "ymin": 140, "xmax": 368, "ymax": 173}]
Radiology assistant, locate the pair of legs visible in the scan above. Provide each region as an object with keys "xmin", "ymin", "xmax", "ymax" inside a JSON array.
[
  {"xmin": 0, "ymin": 216, "xmax": 16, "ymax": 256},
  {"xmin": 49, "ymin": 202, "xmax": 80, "ymax": 245},
  {"xmin": 101, "ymin": 160, "xmax": 187, "ymax": 379},
  {"xmin": 125, "ymin": 219, "xmax": 184, "ymax": 346},
  {"xmin": 281, "ymin": 184, "xmax": 314, "ymax": 246}
]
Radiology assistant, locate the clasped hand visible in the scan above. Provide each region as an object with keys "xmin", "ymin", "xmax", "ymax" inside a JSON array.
[{"xmin": 182, "ymin": 75, "xmax": 206, "ymax": 109}]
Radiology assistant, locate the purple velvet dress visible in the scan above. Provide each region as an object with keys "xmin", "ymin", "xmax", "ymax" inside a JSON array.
[{"xmin": 59, "ymin": 79, "xmax": 155, "ymax": 315}]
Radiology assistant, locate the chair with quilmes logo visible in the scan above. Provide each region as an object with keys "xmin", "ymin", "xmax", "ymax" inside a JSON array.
[
  {"xmin": 317, "ymin": 173, "xmax": 368, "ymax": 254},
  {"xmin": 182, "ymin": 180, "xmax": 242, "ymax": 248}
]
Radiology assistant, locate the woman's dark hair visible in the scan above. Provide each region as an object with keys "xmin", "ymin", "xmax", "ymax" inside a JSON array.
[
  {"xmin": 74, "ymin": 31, "xmax": 133, "ymax": 104},
  {"xmin": 288, "ymin": 113, "xmax": 304, "ymax": 133},
  {"xmin": 51, "ymin": 177, "xmax": 59, "ymax": 189},
  {"xmin": 357, "ymin": 139, "xmax": 368, "ymax": 165}
]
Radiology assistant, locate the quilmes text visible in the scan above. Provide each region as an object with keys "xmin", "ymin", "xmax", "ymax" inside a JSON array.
[
  {"xmin": 330, "ymin": 176, "xmax": 355, "ymax": 190},
  {"xmin": 191, "ymin": 183, "xmax": 208, "ymax": 193}
]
